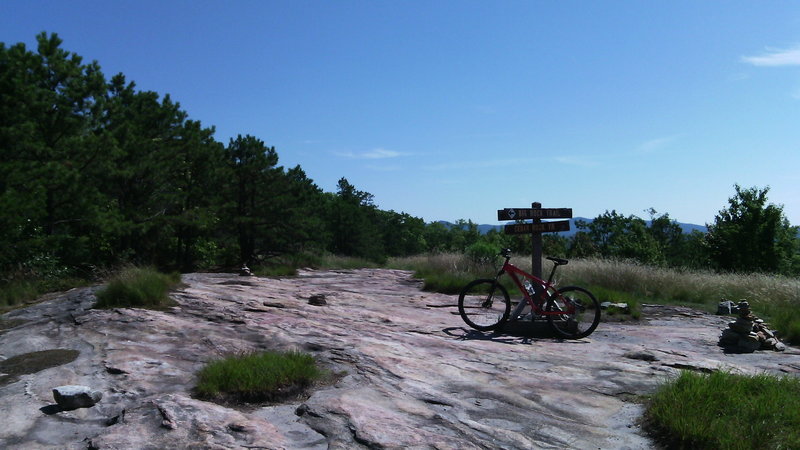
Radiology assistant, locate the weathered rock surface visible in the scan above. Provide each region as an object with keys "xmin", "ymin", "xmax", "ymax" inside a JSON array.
[{"xmin": 1, "ymin": 269, "xmax": 799, "ymax": 449}]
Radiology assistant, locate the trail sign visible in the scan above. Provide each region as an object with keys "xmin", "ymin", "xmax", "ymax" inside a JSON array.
[
  {"xmin": 497, "ymin": 208, "xmax": 572, "ymax": 221},
  {"xmin": 495, "ymin": 202, "xmax": 573, "ymax": 279},
  {"xmin": 504, "ymin": 220, "xmax": 571, "ymax": 235}
]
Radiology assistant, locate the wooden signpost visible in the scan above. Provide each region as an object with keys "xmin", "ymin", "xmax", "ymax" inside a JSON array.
[
  {"xmin": 497, "ymin": 208, "xmax": 572, "ymax": 221},
  {"xmin": 497, "ymin": 202, "xmax": 572, "ymax": 278}
]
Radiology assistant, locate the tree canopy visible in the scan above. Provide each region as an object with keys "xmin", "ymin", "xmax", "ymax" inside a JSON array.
[
  {"xmin": 2, "ymin": 33, "xmax": 798, "ymax": 284},
  {"xmin": 705, "ymin": 185, "xmax": 798, "ymax": 274}
]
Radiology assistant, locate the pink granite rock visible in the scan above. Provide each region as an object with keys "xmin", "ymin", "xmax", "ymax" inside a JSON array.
[{"xmin": 1, "ymin": 269, "xmax": 798, "ymax": 448}]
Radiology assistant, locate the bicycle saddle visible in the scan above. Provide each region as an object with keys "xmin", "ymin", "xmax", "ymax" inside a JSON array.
[{"xmin": 546, "ymin": 256, "xmax": 568, "ymax": 266}]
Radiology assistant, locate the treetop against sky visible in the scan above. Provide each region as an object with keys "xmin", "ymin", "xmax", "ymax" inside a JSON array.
[{"xmin": 1, "ymin": 1, "xmax": 799, "ymax": 226}]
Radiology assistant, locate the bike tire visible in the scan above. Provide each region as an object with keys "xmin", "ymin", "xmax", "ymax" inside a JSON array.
[
  {"xmin": 546, "ymin": 286, "xmax": 601, "ymax": 339},
  {"xmin": 458, "ymin": 279, "xmax": 511, "ymax": 331}
]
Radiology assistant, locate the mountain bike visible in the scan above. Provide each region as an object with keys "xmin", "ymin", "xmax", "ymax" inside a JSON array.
[{"xmin": 458, "ymin": 249, "xmax": 601, "ymax": 339}]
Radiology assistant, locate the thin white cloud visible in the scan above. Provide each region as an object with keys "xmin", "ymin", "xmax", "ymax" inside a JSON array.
[
  {"xmin": 741, "ymin": 46, "xmax": 800, "ymax": 67},
  {"xmin": 728, "ymin": 72, "xmax": 750, "ymax": 82},
  {"xmin": 423, "ymin": 157, "xmax": 541, "ymax": 171},
  {"xmin": 636, "ymin": 135, "xmax": 680, "ymax": 154},
  {"xmin": 335, "ymin": 148, "xmax": 407, "ymax": 159},
  {"xmin": 552, "ymin": 156, "xmax": 599, "ymax": 168},
  {"xmin": 364, "ymin": 164, "xmax": 402, "ymax": 172}
]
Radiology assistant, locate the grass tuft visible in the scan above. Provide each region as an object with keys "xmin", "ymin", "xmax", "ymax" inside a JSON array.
[
  {"xmin": 195, "ymin": 350, "xmax": 325, "ymax": 403},
  {"xmin": 645, "ymin": 370, "xmax": 800, "ymax": 449},
  {"xmin": 94, "ymin": 267, "xmax": 181, "ymax": 309}
]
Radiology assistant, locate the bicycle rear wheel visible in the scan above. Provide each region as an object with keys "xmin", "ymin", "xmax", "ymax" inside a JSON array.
[
  {"xmin": 458, "ymin": 279, "xmax": 510, "ymax": 331},
  {"xmin": 546, "ymin": 286, "xmax": 601, "ymax": 339}
]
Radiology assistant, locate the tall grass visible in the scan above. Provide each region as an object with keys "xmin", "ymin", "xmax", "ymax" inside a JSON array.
[
  {"xmin": 0, "ymin": 276, "xmax": 89, "ymax": 313},
  {"xmin": 645, "ymin": 370, "xmax": 800, "ymax": 449},
  {"xmin": 562, "ymin": 258, "xmax": 800, "ymax": 306},
  {"xmin": 390, "ymin": 253, "xmax": 800, "ymax": 344},
  {"xmin": 389, "ymin": 252, "xmax": 502, "ymax": 294},
  {"xmin": 564, "ymin": 258, "xmax": 800, "ymax": 342},
  {"xmin": 253, "ymin": 252, "xmax": 380, "ymax": 277},
  {"xmin": 94, "ymin": 267, "xmax": 181, "ymax": 309}
]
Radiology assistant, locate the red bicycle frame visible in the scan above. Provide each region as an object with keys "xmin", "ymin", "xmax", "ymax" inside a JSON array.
[{"xmin": 497, "ymin": 258, "xmax": 574, "ymax": 318}]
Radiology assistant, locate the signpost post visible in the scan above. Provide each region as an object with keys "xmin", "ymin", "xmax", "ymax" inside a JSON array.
[{"xmin": 496, "ymin": 203, "xmax": 572, "ymax": 279}]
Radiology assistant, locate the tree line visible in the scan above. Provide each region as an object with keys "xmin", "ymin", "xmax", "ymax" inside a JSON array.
[{"xmin": 2, "ymin": 33, "xmax": 798, "ymax": 285}]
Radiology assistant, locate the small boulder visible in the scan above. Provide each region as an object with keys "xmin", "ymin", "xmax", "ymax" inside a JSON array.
[
  {"xmin": 53, "ymin": 385, "xmax": 103, "ymax": 410},
  {"xmin": 600, "ymin": 302, "xmax": 630, "ymax": 313},
  {"xmin": 716, "ymin": 300, "xmax": 738, "ymax": 315}
]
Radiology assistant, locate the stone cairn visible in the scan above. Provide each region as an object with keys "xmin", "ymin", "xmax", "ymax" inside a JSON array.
[{"xmin": 718, "ymin": 300, "xmax": 785, "ymax": 352}]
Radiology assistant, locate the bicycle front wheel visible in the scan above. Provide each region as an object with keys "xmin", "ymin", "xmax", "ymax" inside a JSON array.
[
  {"xmin": 546, "ymin": 286, "xmax": 601, "ymax": 339},
  {"xmin": 458, "ymin": 279, "xmax": 510, "ymax": 331}
]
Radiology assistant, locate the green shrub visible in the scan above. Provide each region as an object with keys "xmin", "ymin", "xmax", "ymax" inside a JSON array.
[
  {"xmin": 645, "ymin": 370, "xmax": 800, "ymax": 449},
  {"xmin": 465, "ymin": 241, "xmax": 500, "ymax": 266},
  {"xmin": 94, "ymin": 267, "xmax": 181, "ymax": 309},
  {"xmin": 195, "ymin": 350, "xmax": 324, "ymax": 403}
]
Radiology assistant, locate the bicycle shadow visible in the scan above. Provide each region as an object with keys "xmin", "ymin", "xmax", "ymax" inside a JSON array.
[
  {"xmin": 443, "ymin": 321, "xmax": 591, "ymax": 345},
  {"xmin": 442, "ymin": 326, "xmax": 534, "ymax": 345}
]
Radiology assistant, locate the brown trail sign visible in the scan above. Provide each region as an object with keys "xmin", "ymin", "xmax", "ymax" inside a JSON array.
[
  {"xmin": 497, "ymin": 208, "xmax": 572, "ymax": 221},
  {"xmin": 497, "ymin": 202, "xmax": 572, "ymax": 278},
  {"xmin": 504, "ymin": 220, "xmax": 570, "ymax": 235}
]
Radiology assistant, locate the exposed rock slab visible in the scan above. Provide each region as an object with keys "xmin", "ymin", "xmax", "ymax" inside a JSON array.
[{"xmin": 1, "ymin": 269, "xmax": 798, "ymax": 449}]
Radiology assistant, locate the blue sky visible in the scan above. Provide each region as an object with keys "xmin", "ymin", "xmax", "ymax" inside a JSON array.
[{"xmin": 2, "ymin": 1, "xmax": 799, "ymax": 226}]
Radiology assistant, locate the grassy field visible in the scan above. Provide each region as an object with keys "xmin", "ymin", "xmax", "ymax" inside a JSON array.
[
  {"xmin": 252, "ymin": 252, "xmax": 380, "ymax": 277},
  {"xmin": 645, "ymin": 370, "xmax": 800, "ymax": 449},
  {"xmin": 389, "ymin": 252, "xmax": 800, "ymax": 344}
]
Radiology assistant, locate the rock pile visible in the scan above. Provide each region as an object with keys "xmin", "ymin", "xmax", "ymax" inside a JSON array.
[{"xmin": 718, "ymin": 300, "xmax": 786, "ymax": 352}]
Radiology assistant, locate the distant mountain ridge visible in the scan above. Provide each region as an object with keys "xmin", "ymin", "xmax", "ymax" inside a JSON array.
[{"xmin": 439, "ymin": 218, "xmax": 708, "ymax": 237}]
